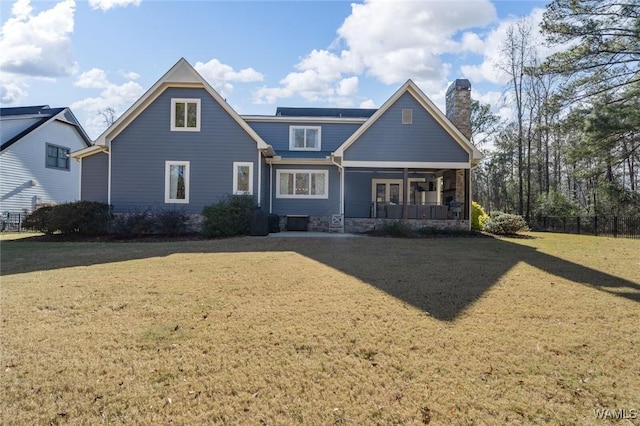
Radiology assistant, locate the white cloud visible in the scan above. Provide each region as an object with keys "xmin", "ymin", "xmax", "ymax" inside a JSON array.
[
  {"xmin": 71, "ymin": 68, "xmax": 144, "ymax": 138},
  {"xmin": 74, "ymin": 68, "xmax": 109, "ymax": 89},
  {"xmin": 194, "ymin": 58, "xmax": 263, "ymax": 98},
  {"xmin": 360, "ymin": 99, "xmax": 376, "ymax": 109},
  {"xmin": 0, "ymin": 0, "xmax": 77, "ymax": 78},
  {"xmin": 460, "ymin": 8, "xmax": 552, "ymax": 85},
  {"xmin": 119, "ymin": 70, "xmax": 140, "ymax": 80},
  {"xmin": 337, "ymin": 77, "xmax": 358, "ymax": 97},
  {"xmin": 253, "ymin": 0, "xmax": 497, "ymax": 105},
  {"xmin": 0, "ymin": 82, "xmax": 28, "ymax": 104},
  {"xmin": 88, "ymin": 0, "xmax": 140, "ymax": 11}
]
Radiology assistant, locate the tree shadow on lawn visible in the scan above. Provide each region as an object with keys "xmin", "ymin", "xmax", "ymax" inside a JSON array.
[{"xmin": 1, "ymin": 235, "xmax": 638, "ymax": 321}]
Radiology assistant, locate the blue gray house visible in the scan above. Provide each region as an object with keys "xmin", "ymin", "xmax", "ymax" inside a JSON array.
[
  {"xmin": 1, "ymin": 106, "xmax": 91, "ymax": 223},
  {"xmin": 73, "ymin": 58, "xmax": 482, "ymax": 232}
]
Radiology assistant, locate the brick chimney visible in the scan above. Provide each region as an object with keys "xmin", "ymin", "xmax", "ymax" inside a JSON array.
[{"xmin": 445, "ymin": 79, "xmax": 471, "ymax": 140}]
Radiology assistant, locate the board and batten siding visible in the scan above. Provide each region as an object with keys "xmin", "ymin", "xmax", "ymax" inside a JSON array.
[
  {"xmin": 110, "ymin": 87, "xmax": 262, "ymax": 214},
  {"xmin": 0, "ymin": 120, "xmax": 85, "ymax": 213},
  {"xmin": 248, "ymin": 121, "xmax": 361, "ymax": 158},
  {"xmin": 344, "ymin": 93, "xmax": 470, "ymax": 163},
  {"xmin": 269, "ymin": 164, "xmax": 340, "ymax": 216},
  {"xmin": 80, "ymin": 152, "xmax": 108, "ymax": 203}
]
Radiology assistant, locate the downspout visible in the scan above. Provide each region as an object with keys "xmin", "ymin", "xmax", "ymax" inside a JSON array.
[
  {"xmin": 257, "ymin": 150, "xmax": 262, "ymax": 208},
  {"xmin": 269, "ymin": 162, "xmax": 273, "ymax": 214},
  {"xmin": 330, "ymin": 154, "xmax": 344, "ymax": 216},
  {"xmin": 77, "ymin": 157, "xmax": 82, "ymax": 201},
  {"xmin": 107, "ymin": 141, "xmax": 112, "ymax": 206}
]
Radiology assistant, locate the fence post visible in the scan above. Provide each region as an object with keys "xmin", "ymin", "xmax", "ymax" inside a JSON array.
[
  {"xmin": 594, "ymin": 216, "xmax": 598, "ymax": 236},
  {"xmin": 613, "ymin": 216, "xmax": 618, "ymax": 238}
]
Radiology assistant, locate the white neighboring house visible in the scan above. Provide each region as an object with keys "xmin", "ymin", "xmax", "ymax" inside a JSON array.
[{"xmin": 0, "ymin": 106, "xmax": 92, "ymax": 221}]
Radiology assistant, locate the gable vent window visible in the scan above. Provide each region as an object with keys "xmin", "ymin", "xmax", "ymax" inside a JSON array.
[{"xmin": 402, "ymin": 108, "xmax": 413, "ymax": 125}]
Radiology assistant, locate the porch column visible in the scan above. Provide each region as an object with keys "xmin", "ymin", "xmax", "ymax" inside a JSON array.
[{"xmin": 402, "ymin": 168, "xmax": 408, "ymax": 219}]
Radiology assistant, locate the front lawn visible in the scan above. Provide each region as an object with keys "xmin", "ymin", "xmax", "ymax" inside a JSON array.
[{"xmin": 1, "ymin": 233, "xmax": 638, "ymax": 424}]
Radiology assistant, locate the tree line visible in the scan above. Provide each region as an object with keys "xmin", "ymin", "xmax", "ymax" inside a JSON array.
[{"xmin": 472, "ymin": 0, "xmax": 639, "ymax": 221}]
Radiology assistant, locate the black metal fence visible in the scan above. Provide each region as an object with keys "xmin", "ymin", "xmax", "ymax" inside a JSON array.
[
  {"xmin": 529, "ymin": 216, "xmax": 640, "ymax": 239},
  {"xmin": 1, "ymin": 212, "xmax": 27, "ymax": 232}
]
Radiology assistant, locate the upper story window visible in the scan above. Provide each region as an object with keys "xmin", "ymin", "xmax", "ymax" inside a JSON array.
[
  {"xmin": 289, "ymin": 126, "xmax": 321, "ymax": 151},
  {"xmin": 46, "ymin": 144, "xmax": 70, "ymax": 170},
  {"xmin": 171, "ymin": 98, "xmax": 201, "ymax": 131}
]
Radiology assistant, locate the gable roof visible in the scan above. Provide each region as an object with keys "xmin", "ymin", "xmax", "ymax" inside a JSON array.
[
  {"xmin": 1, "ymin": 106, "xmax": 91, "ymax": 152},
  {"xmin": 90, "ymin": 58, "xmax": 273, "ymax": 156},
  {"xmin": 333, "ymin": 79, "xmax": 483, "ymax": 161}
]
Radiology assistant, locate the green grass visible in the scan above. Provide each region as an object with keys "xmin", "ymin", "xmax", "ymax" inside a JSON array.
[{"xmin": 1, "ymin": 233, "xmax": 639, "ymax": 424}]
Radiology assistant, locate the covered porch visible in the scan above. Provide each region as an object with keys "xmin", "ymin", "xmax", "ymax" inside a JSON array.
[{"xmin": 342, "ymin": 167, "xmax": 471, "ymax": 224}]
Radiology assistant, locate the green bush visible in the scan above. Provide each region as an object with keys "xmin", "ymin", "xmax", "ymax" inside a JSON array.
[
  {"xmin": 23, "ymin": 206, "xmax": 55, "ymax": 234},
  {"xmin": 155, "ymin": 209, "xmax": 189, "ymax": 236},
  {"xmin": 483, "ymin": 212, "xmax": 529, "ymax": 235},
  {"xmin": 25, "ymin": 201, "xmax": 111, "ymax": 235},
  {"xmin": 378, "ymin": 220, "xmax": 416, "ymax": 237},
  {"xmin": 471, "ymin": 201, "xmax": 489, "ymax": 231},
  {"xmin": 110, "ymin": 210, "xmax": 154, "ymax": 238},
  {"xmin": 202, "ymin": 195, "xmax": 256, "ymax": 237}
]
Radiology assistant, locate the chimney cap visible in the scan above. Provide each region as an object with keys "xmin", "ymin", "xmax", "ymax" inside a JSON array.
[{"xmin": 446, "ymin": 79, "xmax": 471, "ymax": 94}]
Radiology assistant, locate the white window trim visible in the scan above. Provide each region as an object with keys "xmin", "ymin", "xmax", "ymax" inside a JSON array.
[
  {"xmin": 171, "ymin": 98, "xmax": 201, "ymax": 132},
  {"xmin": 164, "ymin": 161, "xmax": 190, "ymax": 204},
  {"xmin": 289, "ymin": 126, "xmax": 321, "ymax": 151},
  {"xmin": 276, "ymin": 169, "xmax": 329, "ymax": 199},
  {"xmin": 233, "ymin": 162, "xmax": 254, "ymax": 195}
]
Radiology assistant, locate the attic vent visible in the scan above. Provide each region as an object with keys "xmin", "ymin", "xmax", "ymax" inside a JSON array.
[{"xmin": 402, "ymin": 108, "xmax": 412, "ymax": 124}]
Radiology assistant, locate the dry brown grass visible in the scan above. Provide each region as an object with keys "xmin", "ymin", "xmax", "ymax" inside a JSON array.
[{"xmin": 1, "ymin": 233, "xmax": 639, "ymax": 425}]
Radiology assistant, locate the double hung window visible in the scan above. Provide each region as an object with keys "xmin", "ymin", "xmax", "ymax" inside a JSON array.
[
  {"xmin": 46, "ymin": 144, "xmax": 70, "ymax": 170},
  {"xmin": 171, "ymin": 99, "xmax": 201, "ymax": 131},
  {"xmin": 289, "ymin": 126, "xmax": 321, "ymax": 151}
]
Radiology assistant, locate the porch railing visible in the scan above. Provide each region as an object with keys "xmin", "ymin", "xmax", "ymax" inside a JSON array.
[{"xmin": 372, "ymin": 203, "xmax": 458, "ymax": 220}]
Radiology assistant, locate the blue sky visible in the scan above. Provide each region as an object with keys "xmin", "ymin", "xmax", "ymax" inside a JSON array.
[{"xmin": 0, "ymin": 0, "xmax": 550, "ymax": 138}]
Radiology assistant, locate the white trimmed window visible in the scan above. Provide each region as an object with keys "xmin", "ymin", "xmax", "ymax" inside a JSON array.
[
  {"xmin": 165, "ymin": 161, "xmax": 190, "ymax": 203},
  {"xmin": 289, "ymin": 126, "xmax": 321, "ymax": 151},
  {"xmin": 233, "ymin": 162, "xmax": 253, "ymax": 195},
  {"xmin": 171, "ymin": 98, "xmax": 201, "ymax": 131},
  {"xmin": 277, "ymin": 170, "xmax": 328, "ymax": 199}
]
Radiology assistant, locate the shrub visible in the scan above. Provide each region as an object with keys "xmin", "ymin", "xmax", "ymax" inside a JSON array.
[
  {"xmin": 471, "ymin": 201, "xmax": 489, "ymax": 231},
  {"xmin": 26, "ymin": 201, "xmax": 111, "ymax": 235},
  {"xmin": 154, "ymin": 209, "xmax": 189, "ymax": 236},
  {"xmin": 378, "ymin": 220, "xmax": 416, "ymax": 238},
  {"xmin": 483, "ymin": 212, "xmax": 529, "ymax": 235},
  {"xmin": 202, "ymin": 195, "xmax": 256, "ymax": 237},
  {"xmin": 110, "ymin": 210, "xmax": 154, "ymax": 238},
  {"xmin": 23, "ymin": 206, "xmax": 55, "ymax": 234}
]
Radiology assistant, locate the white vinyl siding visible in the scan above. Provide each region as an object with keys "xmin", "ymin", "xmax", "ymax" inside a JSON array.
[
  {"xmin": 232, "ymin": 162, "xmax": 253, "ymax": 195},
  {"xmin": 276, "ymin": 169, "xmax": 328, "ymax": 199},
  {"xmin": 171, "ymin": 98, "xmax": 201, "ymax": 131},
  {"xmin": 289, "ymin": 126, "xmax": 321, "ymax": 151},
  {"xmin": 164, "ymin": 161, "xmax": 190, "ymax": 203}
]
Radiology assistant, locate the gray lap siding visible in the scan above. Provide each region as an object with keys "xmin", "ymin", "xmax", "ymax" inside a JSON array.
[
  {"xmin": 269, "ymin": 165, "xmax": 340, "ymax": 216},
  {"xmin": 110, "ymin": 88, "xmax": 261, "ymax": 214},
  {"xmin": 81, "ymin": 152, "xmax": 108, "ymax": 203},
  {"xmin": 248, "ymin": 121, "xmax": 361, "ymax": 158},
  {"xmin": 344, "ymin": 93, "xmax": 470, "ymax": 163}
]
